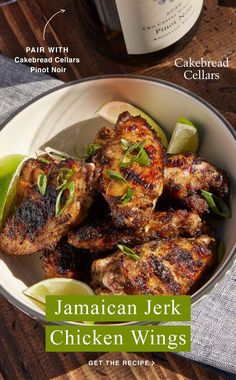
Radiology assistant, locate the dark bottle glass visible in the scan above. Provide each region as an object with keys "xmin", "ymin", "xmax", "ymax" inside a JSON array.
[{"xmin": 76, "ymin": 0, "xmax": 203, "ymax": 65}]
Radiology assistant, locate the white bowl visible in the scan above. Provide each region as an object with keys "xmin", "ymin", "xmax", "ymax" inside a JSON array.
[{"xmin": 0, "ymin": 75, "xmax": 235, "ymax": 323}]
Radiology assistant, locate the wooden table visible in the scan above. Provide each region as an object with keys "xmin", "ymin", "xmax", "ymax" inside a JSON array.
[{"xmin": 0, "ymin": 0, "xmax": 235, "ymax": 379}]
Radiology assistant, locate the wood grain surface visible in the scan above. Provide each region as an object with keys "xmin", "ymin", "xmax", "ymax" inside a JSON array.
[{"xmin": 0, "ymin": 0, "xmax": 235, "ymax": 379}]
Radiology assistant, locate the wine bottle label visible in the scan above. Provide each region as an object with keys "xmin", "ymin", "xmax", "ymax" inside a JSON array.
[{"xmin": 115, "ymin": 0, "xmax": 203, "ymax": 54}]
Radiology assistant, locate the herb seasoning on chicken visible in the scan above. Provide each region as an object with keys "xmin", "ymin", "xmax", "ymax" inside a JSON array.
[
  {"xmin": 0, "ymin": 155, "xmax": 95, "ymax": 255},
  {"xmin": 95, "ymin": 111, "xmax": 164, "ymax": 228}
]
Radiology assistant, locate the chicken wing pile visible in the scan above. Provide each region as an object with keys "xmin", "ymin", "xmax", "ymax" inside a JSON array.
[
  {"xmin": 0, "ymin": 112, "xmax": 230, "ymax": 296},
  {"xmin": 0, "ymin": 155, "xmax": 95, "ymax": 255}
]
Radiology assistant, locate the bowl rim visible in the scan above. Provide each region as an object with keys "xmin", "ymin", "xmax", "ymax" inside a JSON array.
[{"xmin": 0, "ymin": 74, "xmax": 235, "ymax": 326}]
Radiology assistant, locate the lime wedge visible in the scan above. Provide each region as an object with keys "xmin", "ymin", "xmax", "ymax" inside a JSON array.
[
  {"xmin": 167, "ymin": 117, "xmax": 199, "ymax": 154},
  {"xmin": 177, "ymin": 117, "xmax": 195, "ymax": 127},
  {"xmin": 96, "ymin": 101, "xmax": 168, "ymax": 148},
  {"xmin": 0, "ymin": 154, "xmax": 26, "ymax": 228},
  {"xmin": 23, "ymin": 278, "xmax": 94, "ymax": 304}
]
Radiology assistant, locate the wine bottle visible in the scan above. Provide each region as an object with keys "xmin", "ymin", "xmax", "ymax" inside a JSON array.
[{"xmin": 77, "ymin": 0, "xmax": 203, "ymax": 64}]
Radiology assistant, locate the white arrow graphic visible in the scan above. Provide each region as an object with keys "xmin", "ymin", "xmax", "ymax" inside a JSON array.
[{"xmin": 43, "ymin": 9, "xmax": 65, "ymax": 41}]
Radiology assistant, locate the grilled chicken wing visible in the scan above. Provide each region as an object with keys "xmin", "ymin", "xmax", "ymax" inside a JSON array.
[
  {"xmin": 91, "ymin": 236, "xmax": 216, "ymax": 295},
  {"xmin": 95, "ymin": 111, "xmax": 164, "ymax": 228},
  {"xmin": 69, "ymin": 210, "xmax": 203, "ymax": 253},
  {"xmin": 164, "ymin": 153, "xmax": 229, "ymax": 215},
  {"xmin": 42, "ymin": 240, "xmax": 82, "ymax": 279},
  {"xmin": 0, "ymin": 155, "xmax": 95, "ymax": 255},
  {"xmin": 42, "ymin": 239, "xmax": 104, "ymax": 281},
  {"xmin": 93, "ymin": 126, "xmax": 115, "ymax": 146}
]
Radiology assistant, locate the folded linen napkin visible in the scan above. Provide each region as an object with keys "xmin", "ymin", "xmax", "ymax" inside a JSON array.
[{"xmin": 0, "ymin": 54, "xmax": 235, "ymax": 378}]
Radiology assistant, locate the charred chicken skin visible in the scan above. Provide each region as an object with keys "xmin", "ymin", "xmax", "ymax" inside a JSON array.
[
  {"xmin": 95, "ymin": 111, "xmax": 164, "ymax": 228},
  {"xmin": 68, "ymin": 210, "xmax": 203, "ymax": 253},
  {"xmin": 93, "ymin": 126, "xmax": 115, "ymax": 147},
  {"xmin": 42, "ymin": 240, "xmax": 82, "ymax": 279},
  {"xmin": 91, "ymin": 236, "xmax": 216, "ymax": 295},
  {"xmin": 42, "ymin": 239, "xmax": 100, "ymax": 281},
  {"xmin": 164, "ymin": 153, "xmax": 229, "ymax": 215},
  {"xmin": 0, "ymin": 155, "xmax": 95, "ymax": 255}
]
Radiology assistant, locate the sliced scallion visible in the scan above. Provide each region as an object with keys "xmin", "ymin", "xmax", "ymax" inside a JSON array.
[
  {"xmin": 106, "ymin": 169, "xmax": 127, "ymax": 183},
  {"xmin": 56, "ymin": 168, "xmax": 74, "ymax": 190},
  {"xmin": 136, "ymin": 147, "xmax": 151, "ymax": 166},
  {"xmin": 37, "ymin": 173, "xmax": 47, "ymax": 196},
  {"xmin": 45, "ymin": 147, "xmax": 70, "ymax": 161},
  {"xmin": 121, "ymin": 187, "xmax": 133, "ymax": 203},
  {"xmin": 84, "ymin": 144, "xmax": 102, "ymax": 160},
  {"xmin": 38, "ymin": 157, "xmax": 50, "ymax": 164},
  {"xmin": 120, "ymin": 138, "xmax": 130, "ymax": 151},
  {"xmin": 120, "ymin": 140, "xmax": 150, "ymax": 167},
  {"xmin": 55, "ymin": 182, "xmax": 75, "ymax": 216},
  {"xmin": 106, "ymin": 170, "xmax": 133, "ymax": 203},
  {"xmin": 117, "ymin": 244, "xmax": 140, "ymax": 261},
  {"xmin": 201, "ymin": 190, "xmax": 231, "ymax": 218}
]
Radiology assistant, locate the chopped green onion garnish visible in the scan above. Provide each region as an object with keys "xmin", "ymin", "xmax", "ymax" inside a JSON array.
[
  {"xmin": 136, "ymin": 147, "xmax": 151, "ymax": 166},
  {"xmin": 121, "ymin": 187, "xmax": 133, "ymax": 203},
  {"xmin": 60, "ymin": 168, "xmax": 74, "ymax": 176},
  {"xmin": 56, "ymin": 168, "xmax": 74, "ymax": 190},
  {"xmin": 37, "ymin": 173, "xmax": 47, "ymax": 196},
  {"xmin": 84, "ymin": 144, "xmax": 102, "ymax": 160},
  {"xmin": 55, "ymin": 182, "xmax": 75, "ymax": 216},
  {"xmin": 106, "ymin": 169, "xmax": 133, "ymax": 202},
  {"xmin": 120, "ymin": 140, "xmax": 150, "ymax": 168},
  {"xmin": 38, "ymin": 157, "xmax": 50, "ymax": 164},
  {"xmin": 45, "ymin": 147, "xmax": 70, "ymax": 161},
  {"xmin": 117, "ymin": 244, "xmax": 140, "ymax": 261},
  {"xmin": 217, "ymin": 240, "xmax": 225, "ymax": 264},
  {"xmin": 106, "ymin": 169, "xmax": 127, "ymax": 183},
  {"xmin": 201, "ymin": 190, "xmax": 231, "ymax": 218},
  {"xmin": 120, "ymin": 139, "xmax": 130, "ymax": 151}
]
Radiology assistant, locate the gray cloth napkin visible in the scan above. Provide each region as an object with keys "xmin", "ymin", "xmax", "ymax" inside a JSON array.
[
  {"xmin": 0, "ymin": 54, "xmax": 61, "ymax": 126},
  {"xmin": 0, "ymin": 54, "xmax": 235, "ymax": 378},
  {"xmin": 181, "ymin": 261, "xmax": 236, "ymax": 377}
]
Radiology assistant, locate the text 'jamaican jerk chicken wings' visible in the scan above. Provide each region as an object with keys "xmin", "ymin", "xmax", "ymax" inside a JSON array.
[
  {"xmin": 94, "ymin": 111, "xmax": 164, "ymax": 228},
  {"xmin": 164, "ymin": 153, "xmax": 229, "ymax": 215},
  {"xmin": 91, "ymin": 236, "xmax": 216, "ymax": 296},
  {"xmin": 0, "ymin": 155, "xmax": 95, "ymax": 255},
  {"xmin": 68, "ymin": 209, "xmax": 203, "ymax": 253}
]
